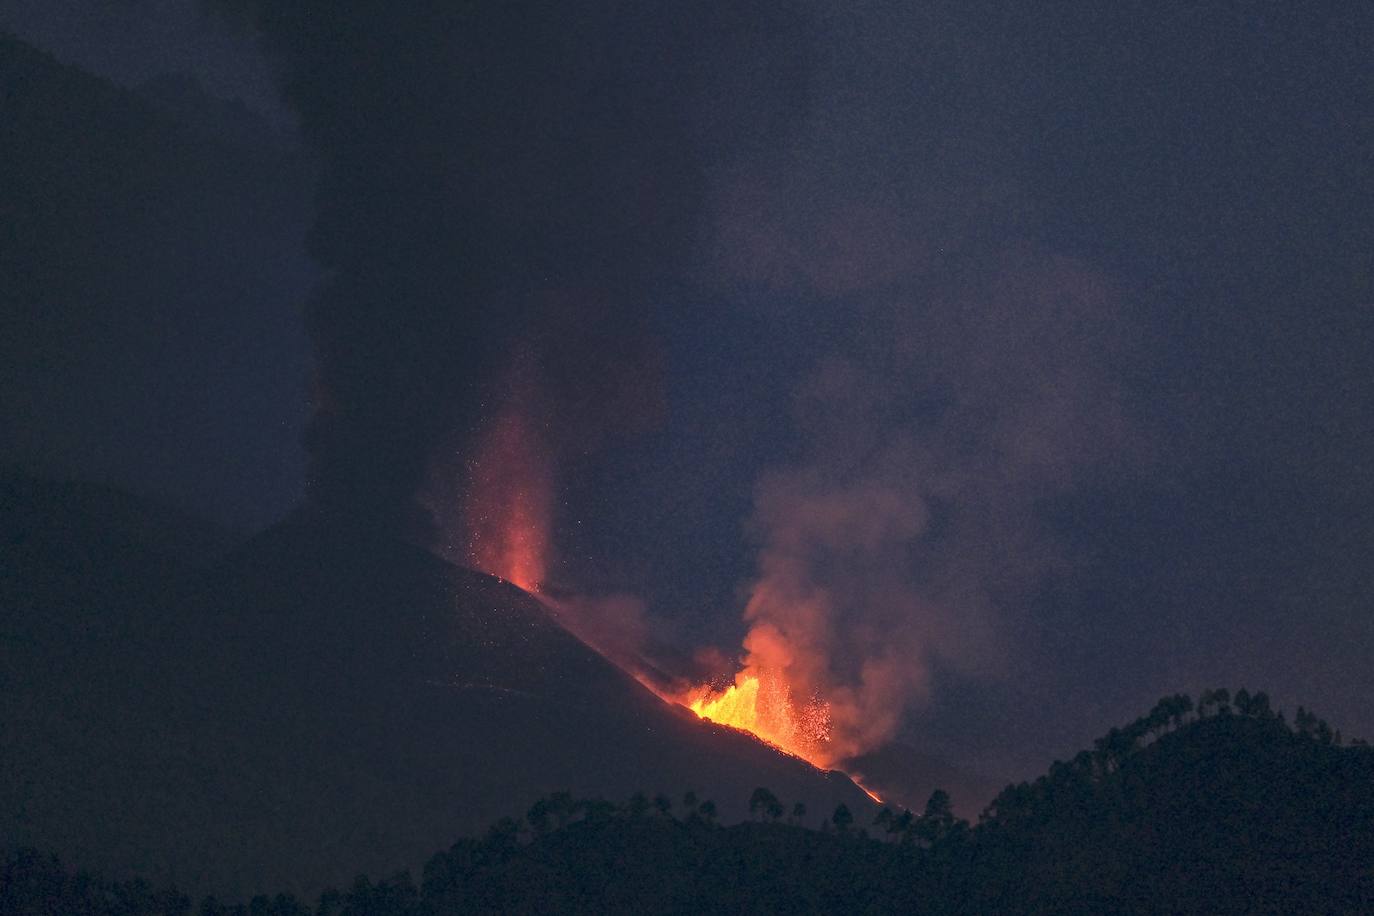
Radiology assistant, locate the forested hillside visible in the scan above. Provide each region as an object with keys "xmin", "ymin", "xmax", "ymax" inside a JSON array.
[{"xmin": 6, "ymin": 690, "xmax": 1369, "ymax": 914}]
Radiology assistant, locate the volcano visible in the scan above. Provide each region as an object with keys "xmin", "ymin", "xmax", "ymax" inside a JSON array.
[{"xmin": 1, "ymin": 485, "xmax": 877, "ymax": 898}]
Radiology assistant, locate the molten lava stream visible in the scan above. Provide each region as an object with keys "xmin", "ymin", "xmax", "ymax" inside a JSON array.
[{"xmin": 681, "ymin": 669, "xmax": 833, "ymax": 768}]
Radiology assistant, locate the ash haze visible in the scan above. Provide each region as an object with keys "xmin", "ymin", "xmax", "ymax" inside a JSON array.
[{"xmin": 4, "ymin": 0, "xmax": 1373, "ymax": 795}]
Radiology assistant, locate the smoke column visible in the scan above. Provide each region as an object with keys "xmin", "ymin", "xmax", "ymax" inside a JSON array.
[
  {"xmin": 459, "ymin": 349, "xmax": 553, "ymax": 593},
  {"xmin": 678, "ymin": 2, "xmax": 1154, "ymax": 764},
  {"xmin": 724, "ymin": 253, "xmax": 1144, "ymax": 763},
  {"xmin": 217, "ymin": 0, "xmax": 1151, "ymax": 769},
  {"xmin": 214, "ymin": 1, "xmax": 811, "ymax": 544}
]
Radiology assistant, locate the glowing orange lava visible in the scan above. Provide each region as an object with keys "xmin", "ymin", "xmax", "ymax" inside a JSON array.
[
  {"xmin": 681, "ymin": 668, "xmax": 833, "ymax": 768},
  {"xmin": 463, "ymin": 408, "xmax": 552, "ymax": 594}
]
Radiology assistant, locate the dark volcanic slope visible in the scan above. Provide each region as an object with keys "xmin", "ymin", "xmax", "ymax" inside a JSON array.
[
  {"xmin": 2, "ymin": 514, "xmax": 876, "ymax": 898},
  {"xmin": 843, "ymin": 741, "xmax": 1002, "ymax": 821},
  {"xmin": 0, "ymin": 472, "xmax": 234, "ymax": 742}
]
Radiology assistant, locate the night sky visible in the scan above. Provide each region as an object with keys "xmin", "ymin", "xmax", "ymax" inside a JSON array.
[{"xmin": 4, "ymin": 1, "xmax": 1371, "ymax": 784}]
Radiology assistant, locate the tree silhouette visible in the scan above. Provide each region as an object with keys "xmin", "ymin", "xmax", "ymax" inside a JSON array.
[
  {"xmin": 581, "ymin": 800, "xmax": 617, "ymax": 823},
  {"xmin": 1094, "ymin": 726, "xmax": 1137, "ymax": 772},
  {"xmin": 1199, "ymin": 687, "xmax": 1232, "ymax": 717},
  {"xmin": 915, "ymin": 790, "xmax": 957, "ymax": 845},
  {"xmin": 892, "ymin": 808, "xmax": 915, "ymax": 843},
  {"xmin": 1164, "ymin": 692, "xmax": 1194, "ymax": 729},
  {"xmin": 547, "ymin": 791, "xmax": 575, "ymax": 829},
  {"xmin": 873, "ymin": 806, "xmax": 917, "ymax": 842},
  {"xmin": 5, "ymin": 693, "xmax": 1371, "ymax": 916},
  {"xmin": 486, "ymin": 817, "xmax": 522, "ymax": 847},
  {"xmin": 626, "ymin": 792, "xmax": 650, "ymax": 819},
  {"xmin": 525, "ymin": 798, "xmax": 551, "ymax": 836},
  {"xmin": 748, "ymin": 787, "xmax": 783, "ymax": 822}
]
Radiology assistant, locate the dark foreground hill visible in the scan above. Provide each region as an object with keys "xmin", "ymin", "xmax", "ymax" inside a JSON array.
[
  {"xmin": 957, "ymin": 699, "xmax": 1374, "ymax": 913},
  {"xmin": 0, "ymin": 485, "xmax": 876, "ymax": 898},
  {"xmin": 841, "ymin": 741, "xmax": 1001, "ymax": 821},
  {"xmin": 5, "ymin": 693, "xmax": 1372, "ymax": 914},
  {"xmin": 5, "ymin": 481, "xmax": 1370, "ymax": 910}
]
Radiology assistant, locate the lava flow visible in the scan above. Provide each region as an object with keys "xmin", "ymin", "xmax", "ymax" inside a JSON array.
[
  {"xmin": 680, "ymin": 668, "xmax": 834, "ymax": 768},
  {"xmin": 458, "ymin": 395, "xmax": 863, "ymax": 781}
]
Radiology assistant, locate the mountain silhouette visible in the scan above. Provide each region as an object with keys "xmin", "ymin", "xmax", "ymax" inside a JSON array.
[
  {"xmin": 1, "ymin": 34, "xmax": 314, "ymax": 530},
  {"xmin": 955, "ymin": 703, "xmax": 1374, "ymax": 912},
  {"xmin": 6, "ymin": 686, "xmax": 1369, "ymax": 913},
  {"xmin": 1, "ymin": 483, "xmax": 877, "ymax": 898}
]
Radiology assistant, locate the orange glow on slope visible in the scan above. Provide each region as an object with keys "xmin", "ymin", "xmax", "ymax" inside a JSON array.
[
  {"xmin": 680, "ymin": 668, "xmax": 833, "ymax": 768},
  {"xmin": 463, "ymin": 405, "xmax": 552, "ymax": 594}
]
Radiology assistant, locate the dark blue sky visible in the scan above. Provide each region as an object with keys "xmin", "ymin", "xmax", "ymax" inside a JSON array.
[{"xmin": 3, "ymin": 1, "xmax": 1370, "ymax": 780}]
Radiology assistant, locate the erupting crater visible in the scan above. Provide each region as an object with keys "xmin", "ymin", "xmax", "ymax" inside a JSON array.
[
  {"xmin": 679, "ymin": 668, "xmax": 834, "ymax": 769},
  {"xmin": 460, "ymin": 395, "xmax": 880, "ymax": 797}
]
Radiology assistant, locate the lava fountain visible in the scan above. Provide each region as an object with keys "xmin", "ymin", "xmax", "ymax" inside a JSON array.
[
  {"xmin": 680, "ymin": 667, "xmax": 834, "ymax": 768},
  {"xmin": 458, "ymin": 392, "xmax": 856, "ymax": 777},
  {"xmin": 462, "ymin": 386, "xmax": 552, "ymax": 594}
]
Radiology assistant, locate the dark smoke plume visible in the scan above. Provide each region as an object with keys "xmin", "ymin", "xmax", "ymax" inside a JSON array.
[
  {"xmin": 214, "ymin": 1, "xmax": 1155, "ymax": 766},
  {"xmin": 214, "ymin": 1, "xmax": 811, "ymax": 535}
]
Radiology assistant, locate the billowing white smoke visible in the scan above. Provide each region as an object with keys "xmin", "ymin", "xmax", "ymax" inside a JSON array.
[
  {"xmin": 426, "ymin": 1, "xmax": 1151, "ymax": 766},
  {"xmin": 736, "ymin": 250, "xmax": 1144, "ymax": 760}
]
